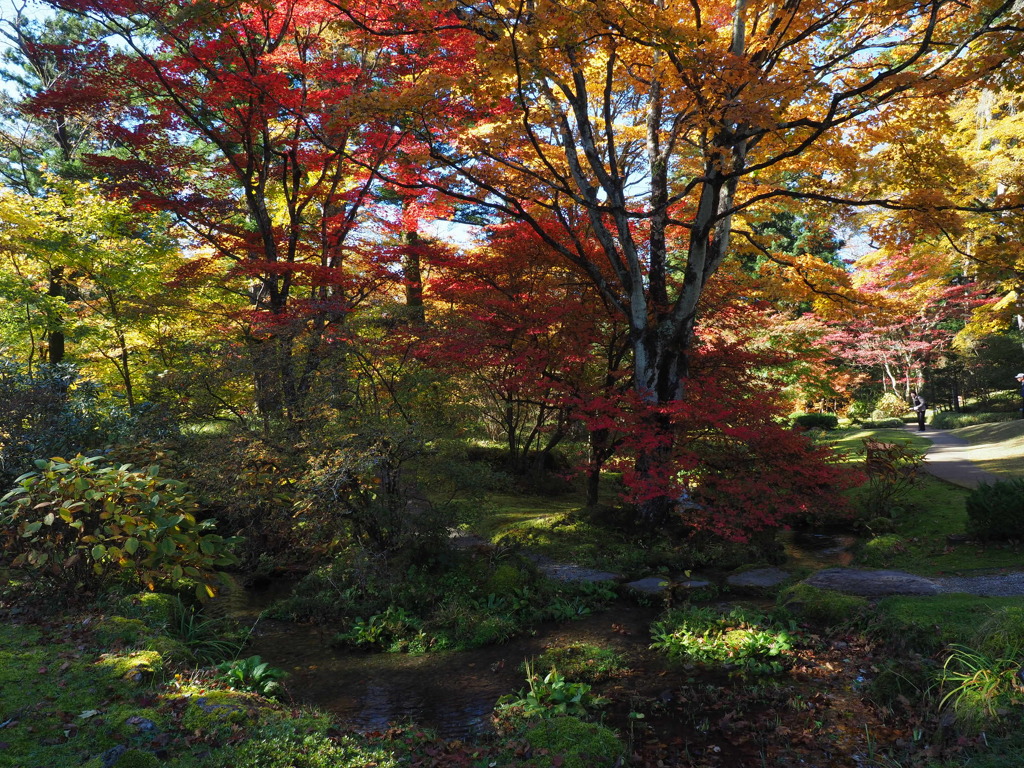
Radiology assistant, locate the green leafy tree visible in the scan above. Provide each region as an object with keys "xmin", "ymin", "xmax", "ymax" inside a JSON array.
[{"xmin": 0, "ymin": 179, "xmax": 180, "ymax": 407}]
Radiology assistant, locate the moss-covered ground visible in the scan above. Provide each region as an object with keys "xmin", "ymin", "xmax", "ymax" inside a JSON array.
[
  {"xmin": 0, "ymin": 604, "xmax": 621, "ymax": 768},
  {"xmin": 6, "ymin": 423, "xmax": 1024, "ymax": 768}
]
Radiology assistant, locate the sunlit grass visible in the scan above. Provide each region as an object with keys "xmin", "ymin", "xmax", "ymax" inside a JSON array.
[
  {"xmin": 822, "ymin": 427, "xmax": 1024, "ymax": 575},
  {"xmin": 826, "ymin": 427, "xmax": 931, "ymax": 461},
  {"xmin": 470, "ymin": 493, "xmax": 581, "ymax": 542},
  {"xmin": 181, "ymin": 419, "xmax": 239, "ymax": 437}
]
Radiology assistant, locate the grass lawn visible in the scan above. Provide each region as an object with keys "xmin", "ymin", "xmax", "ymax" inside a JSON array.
[{"xmin": 827, "ymin": 425, "xmax": 932, "ymax": 457}]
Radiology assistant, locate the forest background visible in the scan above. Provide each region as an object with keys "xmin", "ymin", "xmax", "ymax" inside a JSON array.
[{"xmin": 0, "ymin": 0, "xmax": 1022, "ymax": 561}]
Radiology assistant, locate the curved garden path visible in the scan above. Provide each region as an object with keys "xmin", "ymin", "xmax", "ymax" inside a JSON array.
[{"xmin": 916, "ymin": 426, "xmax": 1002, "ymax": 489}]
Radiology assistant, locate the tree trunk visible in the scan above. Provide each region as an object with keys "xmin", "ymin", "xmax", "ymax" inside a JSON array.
[
  {"xmin": 403, "ymin": 229, "xmax": 425, "ymax": 324},
  {"xmin": 46, "ymin": 269, "xmax": 66, "ymax": 365}
]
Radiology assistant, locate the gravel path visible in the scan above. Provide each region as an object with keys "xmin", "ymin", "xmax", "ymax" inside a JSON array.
[
  {"xmin": 933, "ymin": 572, "xmax": 1024, "ymax": 597},
  {"xmin": 916, "ymin": 427, "xmax": 1003, "ymax": 489}
]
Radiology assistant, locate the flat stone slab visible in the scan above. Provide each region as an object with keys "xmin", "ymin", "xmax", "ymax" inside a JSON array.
[
  {"xmin": 625, "ymin": 576, "xmax": 671, "ymax": 594},
  {"xmin": 726, "ymin": 567, "xmax": 790, "ymax": 589},
  {"xmin": 533, "ymin": 559, "xmax": 619, "ymax": 583},
  {"xmin": 805, "ymin": 568, "xmax": 939, "ymax": 596},
  {"xmin": 625, "ymin": 574, "xmax": 713, "ymax": 594}
]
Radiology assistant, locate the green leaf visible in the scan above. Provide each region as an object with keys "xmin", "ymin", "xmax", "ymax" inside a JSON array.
[
  {"xmin": 124, "ymin": 537, "xmax": 139, "ymax": 555},
  {"xmin": 91, "ymin": 544, "xmax": 107, "ymax": 561}
]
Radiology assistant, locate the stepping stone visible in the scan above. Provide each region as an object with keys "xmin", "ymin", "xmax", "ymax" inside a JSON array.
[
  {"xmin": 625, "ymin": 576, "xmax": 672, "ymax": 594},
  {"xmin": 534, "ymin": 559, "xmax": 619, "ymax": 583},
  {"xmin": 625, "ymin": 574, "xmax": 713, "ymax": 595},
  {"xmin": 805, "ymin": 568, "xmax": 939, "ymax": 596},
  {"xmin": 678, "ymin": 576, "xmax": 713, "ymax": 589},
  {"xmin": 726, "ymin": 567, "xmax": 790, "ymax": 589}
]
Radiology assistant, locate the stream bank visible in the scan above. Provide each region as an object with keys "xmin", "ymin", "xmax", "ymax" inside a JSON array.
[{"xmin": 234, "ymin": 530, "xmax": 859, "ymax": 739}]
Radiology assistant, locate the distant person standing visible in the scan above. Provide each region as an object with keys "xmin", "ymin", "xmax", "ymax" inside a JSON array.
[
  {"xmin": 910, "ymin": 391, "xmax": 927, "ymax": 431},
  {"xmin": 1017, "ymin": 373, "xmax": 1024, "ymax": 418}
]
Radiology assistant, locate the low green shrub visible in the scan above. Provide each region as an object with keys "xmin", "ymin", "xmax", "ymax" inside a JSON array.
[
  {"xmin": 872, "ymin": 392, "xmax": 909, "ymax": 419},
  {"xmin": 930, "ymin": 411, "xmax": 1018, "ymax": 429},
  {"xmin": 331, "ymin": 606, "xmax": 429, "ymax": 653},
  {"xmin": 858, "ymin": 439, "xmax": 926, "ymax": 518},
  {"xmin": 860, "ymin": 417, "xmax": 906, "ymax": 429},
  {"xmin": 856, "ymin": 534, "xmax": 908, "ymax": 568},
  {"xmin": 0, "ymin": 455, "xmax": 238, "ymax": 599},
  {"xmin": 216, "ymin": 655, "xmax": 288, "ymax": 698},
  {"xmin": 792, "ymin": 413, "xmax": 839, "ymax": 430},
  {"xmin": 650, "ymin": 605, "xmax": 796, "ymax": 676},
  {"xmin": 522, "ymin": 716, "xmax": 622, "ymax": 768},
  {"xmin": 0, "ymin": 360, "xmax": 168, "ymax": 487},
  {"xmin": 495, "ymin": 662, "xmax": 607, "ymax": 723},
  {"xmin": 279, "ymin": 550, "xmax": 615, "ymax": 653},
  {"xmin": 966, "ymin": 478, "xmax": 1024, "ymax": 541}
]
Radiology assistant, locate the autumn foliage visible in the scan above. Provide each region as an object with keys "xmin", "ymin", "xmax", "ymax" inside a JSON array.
[{"xmin": 0, "ymin": 0, "xmax": 1020, "ymax": 542}]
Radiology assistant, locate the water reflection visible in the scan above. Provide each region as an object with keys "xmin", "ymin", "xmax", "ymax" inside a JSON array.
[
  {"xmin": 781, "ymin": 530, "xmax": 857, "ymax": 568},
  {"xmin": 237, "ymin": 528, "xmax": 858, "ymax": 739},
  {"xmin": 245, "ymin": 603, "xmax": 658, "ymax": 739}
]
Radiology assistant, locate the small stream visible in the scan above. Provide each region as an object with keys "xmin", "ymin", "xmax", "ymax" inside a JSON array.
[
  {"xmin": 242, "ymin": 596, "xmax": 660, "ymax": 739},
  {"xmin": 235, "ymin": 531, "xmax": 857, "ymax": 738},
  {"xmin": 781, "ymin": 530, "xmax": 857, "ymax": 569}
]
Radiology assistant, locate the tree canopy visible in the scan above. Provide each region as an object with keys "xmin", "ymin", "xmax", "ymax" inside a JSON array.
[{"xmin": 0, "ymin": 0, "xmax": 1021, "ymax": 534}]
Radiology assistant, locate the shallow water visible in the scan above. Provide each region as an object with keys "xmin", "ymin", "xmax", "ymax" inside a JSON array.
[
  {"xmin": 235, "ymin": 527, "xmax": 857, "ymax": 738},
  {"xmin": 781, "ymin": 530, "xmax": 857, "ymax": 569},
  {"xmin": 243, "ymin": 598, "xmax": 659, "ymax": 739}
]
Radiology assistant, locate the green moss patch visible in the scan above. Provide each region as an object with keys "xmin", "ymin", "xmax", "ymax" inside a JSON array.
[
  {"xmin": 0, "ymin": 620, "xmax": 170, "ymax": 767},
  {"xmin": 872, "ymin": 594, "xmax": 1024, "ymax": 652},
  {"xmin": 175, "ymin": 688, "xmax": 277, "ymax": 730},
  {"xmin": 531, "ymin": 641, "xmax": 627, "ymax": 684},
  {"xmin": 96, "ymin": 649, "xmax": 164, "ymax": 682},
  {"xmin": 92, "ymin": 616, "xmax": 153, "ymax": 647},
  {"xmin": 200, "ymin": 719, "xmax": 401, "ymax": 768},
  {"xmin": 115, "ymin": 592, "xmax": 179, "ymax": 630},
  {"xmin": 522, "ymin": 716, "xmax": 622, "ymax": 768},
  {"xmin": 779, "ymin": 583, "xmax": 868, "ymax": 628}
]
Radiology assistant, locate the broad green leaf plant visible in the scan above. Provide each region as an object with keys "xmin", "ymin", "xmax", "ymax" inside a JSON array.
[{"xmin": 0, "ymin": 454, "xmax": 239, "ymax": 598}]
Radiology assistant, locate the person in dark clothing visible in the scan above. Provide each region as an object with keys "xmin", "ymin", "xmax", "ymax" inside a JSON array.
[
  {"xmin": 910, "ymin": 391, "xmax": 927, "ymax": 431},
  {"xmin": 1016, "ymin": 374, "xmax": 1024, "ymax": 418}
]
